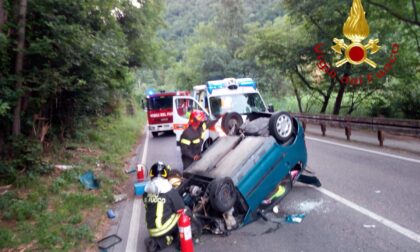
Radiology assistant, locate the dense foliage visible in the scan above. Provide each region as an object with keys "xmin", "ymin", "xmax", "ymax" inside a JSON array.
[
  {"xmin": 1, "ymin": 0, "xmax": 419, "ymax": 181},
  {"xmin": 158, "ymin": 0, "xmax": 419, "ymax": 118},
  {"xmin": 0, "ymin": 0, "xmax": 164, "ymax": 182}
]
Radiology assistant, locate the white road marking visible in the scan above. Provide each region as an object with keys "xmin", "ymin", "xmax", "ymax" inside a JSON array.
[
  {"xmin": 125, "ymin": 128, "xmax": 150, "ymax": 252},
  {"xmin": 306, "ymin": 136, "xmax": 420, "ymax": 164},
  {"xmin": 316, "ymin": 187, "xmax": 420, "ymax": 244}
]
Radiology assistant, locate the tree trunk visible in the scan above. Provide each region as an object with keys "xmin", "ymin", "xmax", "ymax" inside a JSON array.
[
  {"xmin": 0, "ymin": 0, "xmax": 5, "ymax": 30},
  {"xmin": 12, "ymin": 0, "xmax": 27, "ymax": 135},
  {"xmin": 290, "ymin": 75, "xmax": 303, "ymax": 113},
  {"xmin": 333, "ymin": 63, "xmax": 351, "ymax": 115},
  {"xmin": 320, "ymin": 98, "xmax": 329, "ymax": 113},
  {"xmin": 333, "ymin": 83, "xmax": 346, "ymax": 115},
  {"xmin": 320, "ymin": 77, "xmax": 337, "ymax": 113}
]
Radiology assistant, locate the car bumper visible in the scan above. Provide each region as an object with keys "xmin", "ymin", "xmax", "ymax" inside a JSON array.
[{"xmin": 149, "ymin": 123, "xmax": 173, "ymax": 132}]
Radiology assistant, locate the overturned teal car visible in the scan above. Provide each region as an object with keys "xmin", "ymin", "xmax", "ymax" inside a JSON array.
[{"xmin": 176, "ymin": 111, "xmax": 315, "ymax": 236}]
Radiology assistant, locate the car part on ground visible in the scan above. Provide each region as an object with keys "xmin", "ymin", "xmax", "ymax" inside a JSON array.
[{"xmin": 221, "ymin": 112, "xmax": 244, "ymax": 135}]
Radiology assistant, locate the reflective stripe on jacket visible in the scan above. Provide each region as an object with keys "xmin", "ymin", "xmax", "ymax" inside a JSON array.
[{"xmin": 143, "ymin": 189, "xmax": 185, "ymax": 237}]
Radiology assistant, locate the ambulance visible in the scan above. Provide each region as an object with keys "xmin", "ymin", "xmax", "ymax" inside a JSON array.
[{"xmin": 172, "ymin": 78, "xmax": 269, "ymax": 149}]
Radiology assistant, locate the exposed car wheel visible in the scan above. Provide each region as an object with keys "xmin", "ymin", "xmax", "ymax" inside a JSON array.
[
  {"xmin": 151, "ymin": 132, "xmax": 159, "ymax": 137},
  {"xmin": 208, "ymin": 177, "xmax": 237, "ymax": 213},
  {"xmin": 268, "ymin": 112, "xmax": 296, "ymax": 144},
  {"xmin": 221, "ymin": 112, "xmax": 243, "ymax": 135}
]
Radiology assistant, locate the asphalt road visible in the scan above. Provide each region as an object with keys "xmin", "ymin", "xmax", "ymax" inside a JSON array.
[{"xmin": 108, "ymin": 128, "xmax": 420, "ymax": 252}]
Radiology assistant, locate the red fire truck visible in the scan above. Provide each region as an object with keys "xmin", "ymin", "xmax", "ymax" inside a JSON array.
[{"xmin": 146, "ymin": 90, "xmax": 189, "ymax": 137}]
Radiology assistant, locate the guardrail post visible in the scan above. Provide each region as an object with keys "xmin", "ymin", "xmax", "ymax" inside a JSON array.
[
  {"xmin": 320, "ymin": 123, "xmax": 326, "ymax": 136},
  {"xmin": 377, "ymin": 130, "xmax": 384, "ymax": 147},
  {"xmin": 345, "ymin": 127, "xmax": 351, "ymax": 141}
]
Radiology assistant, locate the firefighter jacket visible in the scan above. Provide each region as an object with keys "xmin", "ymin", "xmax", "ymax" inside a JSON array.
[
  {"xmin": 143, "ymin": 177, "xmax": 185, "ymax": 237},
  {"xmin": 180, "ymin": 122, "xmax": 208, "ymax": 169}
]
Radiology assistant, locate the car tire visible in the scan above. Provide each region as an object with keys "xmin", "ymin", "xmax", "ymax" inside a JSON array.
[
  {"xmin": 151, "ymin": 132, "xmax": 159, "ymax": 137},
  {"xmin": 268, "ymin": 112, "xmax": 296, "ymax": 144},
  {"xmin": 208, "ymin": 177, "xmax": 237, "ymax": 213},
  {"xmin": 221, "ymin": 112, "xmax": 243, "ymax": 135}
]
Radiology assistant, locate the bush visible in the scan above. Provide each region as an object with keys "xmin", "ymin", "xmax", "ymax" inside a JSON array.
[
  {"xmin": 0, "ymin": 227, "xmax": 15, "ymax": 249},
  {"xmin": 0, "ymin": 136, "xmax": 52, "ymax": 184}
]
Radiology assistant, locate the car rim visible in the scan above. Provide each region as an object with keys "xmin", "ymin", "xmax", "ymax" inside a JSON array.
[
  {"xmin": 228, "ymin": 119, "xmax": 238, "ymax": 128},
  {"xmin": 227, "ymin": 119, "xmax": 238, "ymax": 134},
  {"xmin": 276, "ymin": 114, "xmax": 292, "ymax": 138}
]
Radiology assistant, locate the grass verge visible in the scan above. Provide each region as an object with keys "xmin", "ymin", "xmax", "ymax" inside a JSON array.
[{"xmin": 0, "ymin": 109, "xmax": 146, "ymax": 251}]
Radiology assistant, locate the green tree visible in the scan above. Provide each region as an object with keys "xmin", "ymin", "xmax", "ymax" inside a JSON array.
[{"xmin": 0, "ymin": 0, "xmax": 166, "ymax": 175}]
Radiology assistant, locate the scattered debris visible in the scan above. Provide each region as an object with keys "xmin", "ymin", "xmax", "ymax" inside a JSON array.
[
  {"xmin": 107, "ymin": 209, "xmax": 116, "ymax": 219},
  {"xmin": 136, "ymin": 164, "xmax": 146, "ymax": 181},
  {"xmin": 363, "ymin": 224, "xmax": 376, "ymax": 228},
  {"xmin": 297, "ymin": 174, "xmax": 322, "ymax": 187},
  {"xmin": 54, "ymin": 164, "xmax": 75, "ymax": 171},
  {"xmin": 134, "ymin": 181, "xmax": 147, "ymax": 196},
  {"xmin": 296, "ymin": 200, "xmax": 324, "ymax": 214},
  {"xmin": 125, "ymin": 167, "xmax": 136, "ymax": 174},
  {"xmin": 113, "ymin": 194, "xmax": 128, "ymax": 203},
  {"xmin": 268, "ymin": 217, "xmax": 284, "ymax": 224},
  {"xmin": 285, "ymin": 214, "xmax": 305, "ymax": 224},
  {"xmin": 97, "ymin": 234, "xmax": 122, "ymax": 251},
  {"xmin": 79, "ymin": 170, "xmax": 100, "ymax": 189}
]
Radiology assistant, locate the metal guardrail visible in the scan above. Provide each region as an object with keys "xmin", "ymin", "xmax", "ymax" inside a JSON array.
[{"xmin": 292, "ymin": 113, "xmax": 420, "ymax": 146}]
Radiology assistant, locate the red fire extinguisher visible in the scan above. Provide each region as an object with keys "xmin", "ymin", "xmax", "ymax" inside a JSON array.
[
  {"xmin": 177, "ymin": 209, "xmax": 194, "ymax": 252},
  {"xmin": 137, "ymin": 164, "xmax": 145, "ymax": 181}
]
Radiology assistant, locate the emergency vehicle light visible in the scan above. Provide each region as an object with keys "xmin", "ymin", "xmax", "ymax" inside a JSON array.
[
  {"xmin": 207, "ymin": 80, "xmax": 225, "ymax": 94},
  {"xmin": 237, "ymin": 78, "xmax": 257, "ymax": 89}
]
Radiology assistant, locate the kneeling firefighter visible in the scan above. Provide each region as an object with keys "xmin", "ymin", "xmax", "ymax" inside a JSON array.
[{"xmin": 143, "ymin": 162, "xmax": 185, "ymax": 252}]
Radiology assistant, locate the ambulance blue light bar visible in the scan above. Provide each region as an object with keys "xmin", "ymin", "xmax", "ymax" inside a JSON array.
[
  {"xmin": 237, "ymin": 78, "xmax": 257, "ymax": 89},
  {"xmin": 207, "ymin": 80, "xmax": 225, "ymax": 94}
]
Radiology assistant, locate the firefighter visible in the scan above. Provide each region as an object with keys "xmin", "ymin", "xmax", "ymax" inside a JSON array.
[
  {"xmin": 143, "ymin": 161, "xmax": 185, "ymax": 252},
  {"xmin": 180, "ymin": 110, "xmax": 219, "ymax": 170}
]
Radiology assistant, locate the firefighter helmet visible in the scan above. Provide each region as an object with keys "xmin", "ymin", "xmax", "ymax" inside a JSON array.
[
  {"xmin": 149, "ymin": 161, "xmax": 170, "ymax": 179},
  {"xmin": 189, "ymin": 110, "xmax": 206, "ymax": 127}
]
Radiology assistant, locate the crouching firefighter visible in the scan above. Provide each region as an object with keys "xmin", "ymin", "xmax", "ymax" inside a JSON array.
[
  {"xmin": 143, "ymin": 161, "xmax": 185, "ymax": 252},
  {"xmin": 180, "ymin": 110, "xmax": 219, "ymax": 170}
]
